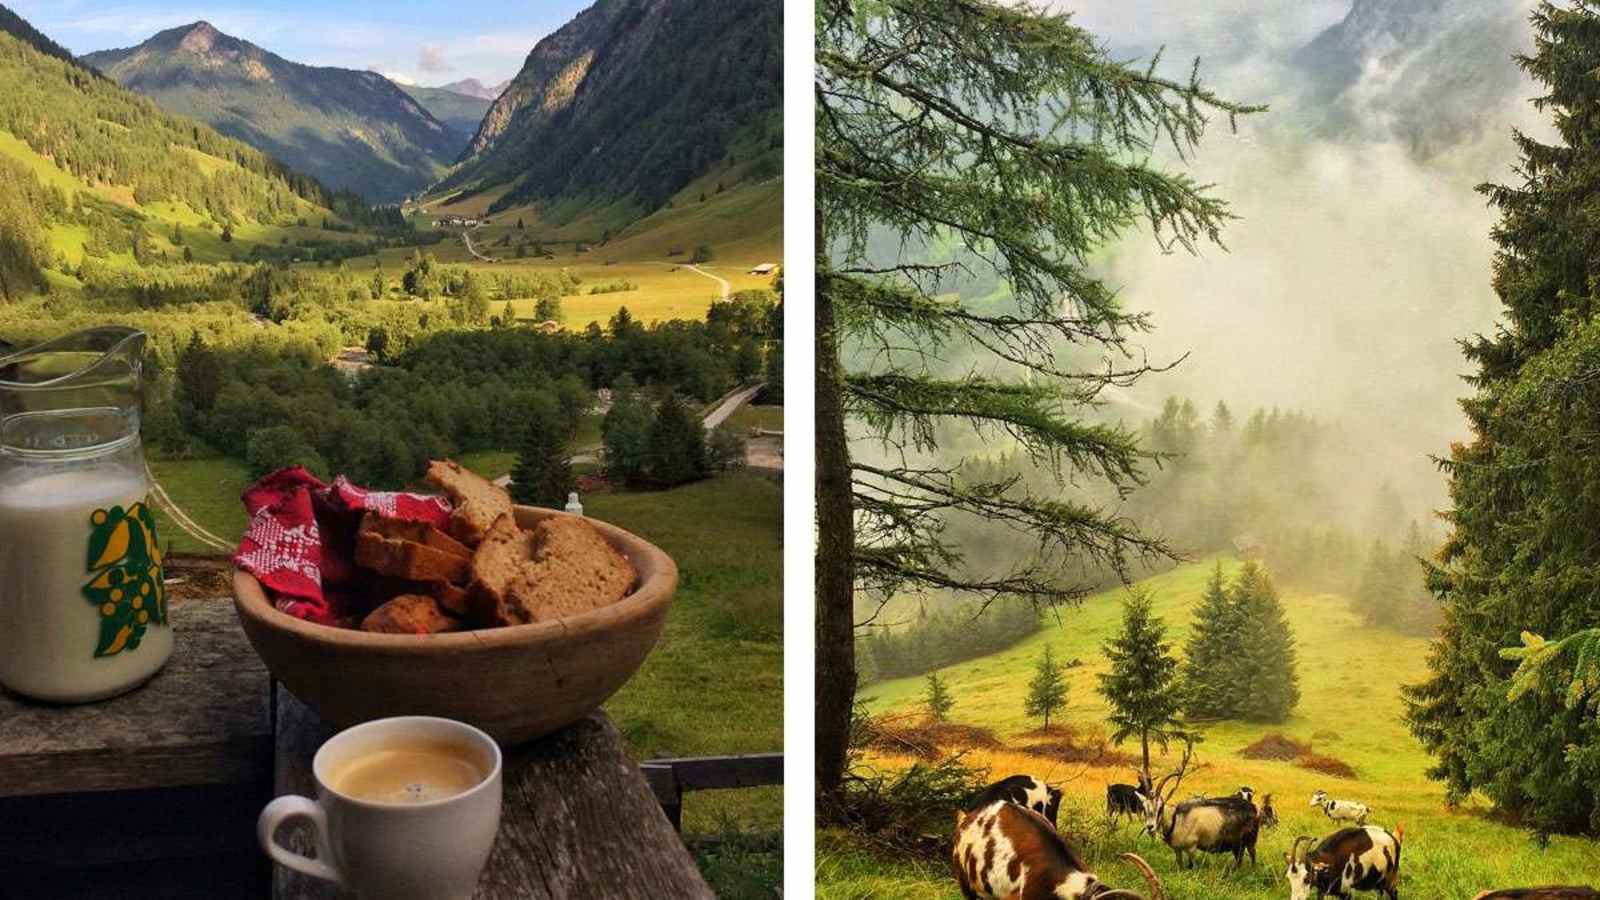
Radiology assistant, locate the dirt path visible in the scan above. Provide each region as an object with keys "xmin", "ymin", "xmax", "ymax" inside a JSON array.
[
  {"xmin": 145, "ymin": 464, "xmax": 232, "ymax": 553},
  {"xmin": 683, "ymin": 264, "xmax": 730, "ymax": 300},
  {"xmin": 462, "ymin": 229, "xmax": 499, "ymax": 263}
]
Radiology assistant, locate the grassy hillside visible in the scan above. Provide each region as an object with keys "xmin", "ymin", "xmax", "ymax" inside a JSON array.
[{"xmin": 823, "ymin": 558, "xmax": 1600, "ymax": 900}]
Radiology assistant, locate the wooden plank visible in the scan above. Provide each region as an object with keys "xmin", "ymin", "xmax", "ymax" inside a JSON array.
[
  {"xmin": 273, "ymin": 688, "xmax": 715, "ymax": 900},
  {"xmin": 641, "ymin": 753, "xmax": 784, "ymax": 792},
  {"xmin": 0, "ymin": 598, "xmax": 272, "ymax": 797}
]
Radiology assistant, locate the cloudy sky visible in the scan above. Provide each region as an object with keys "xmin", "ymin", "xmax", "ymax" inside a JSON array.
[{"xmin": 6, "ymin": 0, "xmax": 588, "ymax": 86}]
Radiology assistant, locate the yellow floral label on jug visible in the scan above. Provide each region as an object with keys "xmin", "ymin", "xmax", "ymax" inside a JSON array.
[{"xmin": 81, "ymin": 501, "xmax": 166, "ymax": 658}]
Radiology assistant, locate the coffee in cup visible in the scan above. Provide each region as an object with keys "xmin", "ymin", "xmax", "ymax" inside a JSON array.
[
  {"xmin": 327, "ymin": 737, "xmax": 486, "ymax": 804},
  {"xmin": 259, "ymin": 716, "xmax": 502, "ymax": 900}
]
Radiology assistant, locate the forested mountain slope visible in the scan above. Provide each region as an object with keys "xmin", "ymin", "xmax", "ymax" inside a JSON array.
[
  {"xmin": 434, "ymin": 0, "xmax": 781, "ymax": 222},
  {"xmin": 399, "ymin": 84, "xmax": 491, "ymax": 153},
  {"xmin": 84, "ymin": 23, "xmax": 457, "ymax": 202}
]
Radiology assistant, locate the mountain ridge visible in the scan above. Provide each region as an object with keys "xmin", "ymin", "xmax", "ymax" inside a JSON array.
[
  {"xmin": 84, "ymin": 22, "xmax": 458, "ymax": 202},
  {"xmin": 436, "ymin": 0, "xmax": 781, "ymax": 223}
]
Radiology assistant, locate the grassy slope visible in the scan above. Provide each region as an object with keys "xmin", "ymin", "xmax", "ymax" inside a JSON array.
[
  {"xmin": 590, "ymin": 471, "xmax": 784, "ymax": 833},
  {"xmin": 823, "ymin": 557, "xmax": 1600, "ymax": 900},
  {"xmin": 147, "ymin": 455, "xmax": 254, "ymax": 554},
  {"xmin": 400, "ymin": 176, "xmax": 782, "ymax": 328},
  {"xmin": 0, "ymin": 126, "xmax": 335, "ymax": 272},
  {"xmin": 725, "ymin": 403, "xmax": 784, "ymax": 432}
]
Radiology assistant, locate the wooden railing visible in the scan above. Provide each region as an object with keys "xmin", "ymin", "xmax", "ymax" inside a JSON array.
[{"xmin": 640, "ymin": 753, "xmax": 784, "ymax": 831}]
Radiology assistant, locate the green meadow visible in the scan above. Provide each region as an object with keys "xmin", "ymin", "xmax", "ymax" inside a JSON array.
[{"xmin": 821, "ymin": 558, "xmax": 1600, "ymax": 900}]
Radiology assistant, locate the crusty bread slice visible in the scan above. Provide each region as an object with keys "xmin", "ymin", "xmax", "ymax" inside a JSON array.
[
  {"xmin": 358, "ymin": 511, "xmax": 471, "ymax": 559},
  {"xmin": 430, "ymin": 580, "xmax": 471, "ymax": 619},
  {"xmin": 465, "ymin": 514, "xmax": 539, "ymax": 626},
  {"xmin": 361, "ymin": 594, "xmax": 464, "ymax": 634},
  {"xmin": 425, "ymin": 460, "xmax": 512, "ymax": 547},
  {"xmin": 355, "ymin": 530, "xmax": 471, "ymax": 584},
  {"xmin": 467, "ymin": 514, "xmax": 637, "ymax": 626}
]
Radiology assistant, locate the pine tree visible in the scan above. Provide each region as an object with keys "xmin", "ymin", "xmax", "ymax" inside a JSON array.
[
  {"xmin": 1212, "ymin": 400, "xmax": 1234, "ymax": 434},
  {"xmin": 1024, "ymin": 644, "xmax": 1068, "ymax": 729},
  {"xmin": 924, "ymin": 670, "xmax": 954, "ymax": 722},
  {"xmin": 813, "ymin": 0, "xmax": 1258, "ymax": 795},
  {"xmin": 1099, "ymin": 588, "xmax": 1189, "ymax": 784},
  {"xmin": 1402, "ymin": 2, "xmax": 1600, "ymax": 834},
  {"xmin": 509, "ymin": 406, "xmax": 575, "ymax": 508}
]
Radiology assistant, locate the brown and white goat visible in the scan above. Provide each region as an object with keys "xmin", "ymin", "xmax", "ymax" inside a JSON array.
[
  {"xmin": 952, "ymin": 801, "xmax": 1164, "ymax": 900},
  {"xmin": 1284, "ymin": 826, "xmax": 1403, "ymax": 900}
]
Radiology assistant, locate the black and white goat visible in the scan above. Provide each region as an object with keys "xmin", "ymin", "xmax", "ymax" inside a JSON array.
[{"xmin": 1310, "ymin": 790, "xmax": 1371, "ymax": 826}]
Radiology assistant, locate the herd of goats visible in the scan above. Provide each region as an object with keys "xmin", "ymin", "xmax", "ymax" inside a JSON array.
[{"xmin": 950, "ymin": 744, "xmax": 1597, "ymax": 900}]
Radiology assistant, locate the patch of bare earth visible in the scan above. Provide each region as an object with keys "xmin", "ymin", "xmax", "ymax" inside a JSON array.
[
  {"xmin": 1239, "ymin": 732, "xmax": 1357, "ymax": 779},
  {"xmin": 1016, "ymin": 723, "xmax": 1136, "ymax": 767},
  {"xmin": 862, "ymin": 713, "xmax": 1001, "ymax": 760}
]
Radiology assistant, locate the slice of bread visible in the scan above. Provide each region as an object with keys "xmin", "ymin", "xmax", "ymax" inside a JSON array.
[
  {"xmin": 361, "ymin": 594, "xmax": 463, "ymax": 634},
  {"xmin": 467, "ymin": 514, "xmax": 637, "ymax": 626},
  {"xmin": 358, "ymin": 511, "xmax": 471, "ymax": 559},
  {"xmin": 425, "ymin": 460, "xmax": 512, "ymax": 547},
  {"xmin": 430, "ymin": 580, "xmax": 471, "ymax": 619},
  {"xmin": 355, "ymin": 530, "xmax": 471, "ymax": 584}
]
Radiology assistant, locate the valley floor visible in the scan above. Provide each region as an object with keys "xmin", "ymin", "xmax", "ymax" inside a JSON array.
[{"xmin": 822, "ymin": 558, "xmax": 1600, "ymax": 900}]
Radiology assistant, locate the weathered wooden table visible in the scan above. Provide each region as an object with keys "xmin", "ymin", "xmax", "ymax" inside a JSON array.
[{"xmin": 0, "ymin": 598, "xmax": 714, "ymax": 899}]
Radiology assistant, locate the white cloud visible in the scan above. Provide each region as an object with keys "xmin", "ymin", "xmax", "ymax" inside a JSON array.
[{"xmin": 418, "ymin": 44, "xmax": 452, "ymax": 74}]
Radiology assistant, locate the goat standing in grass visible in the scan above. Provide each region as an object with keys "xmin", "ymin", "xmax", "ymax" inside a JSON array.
[{"xmin": 1311, "ymin": 789, "xmax": 1370, "ymax": 825}]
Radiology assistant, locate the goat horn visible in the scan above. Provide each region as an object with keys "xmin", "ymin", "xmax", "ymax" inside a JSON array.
[
  {"xmin": 1290, "ymin": 835, "xmax": 1314, "ymax": 864},
  {"xmin": 1119, "ymin": 853, "xmax": 1164, "ymax": 900}
]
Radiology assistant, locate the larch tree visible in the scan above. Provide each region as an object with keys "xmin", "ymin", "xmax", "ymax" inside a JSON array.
[
  {"xmin": 1403, "ymin": 0, "xmax": 1600, "ymax": 835},
  {"xmin": 1098, "ymin": 588, "xmax": 1189, "ymax": 785},
  {"xmin": 814, "ymin": 0, "xmax": 1259, "ymax": 795}
]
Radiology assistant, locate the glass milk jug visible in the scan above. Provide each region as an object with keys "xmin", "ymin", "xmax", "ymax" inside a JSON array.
[{"xmin": 0, "ymin": 327, "xmax": 171, "ymax": 703}]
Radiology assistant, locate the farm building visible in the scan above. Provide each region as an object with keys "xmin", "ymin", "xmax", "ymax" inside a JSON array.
[{"xmin": 749, "ymin": 263, "xmax": 778, "ymax": 275}]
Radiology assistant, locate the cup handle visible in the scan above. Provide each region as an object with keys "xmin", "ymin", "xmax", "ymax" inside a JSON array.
[{"xmin": 258, "ymin": 794, "xmax": 345, "ymax": 887}]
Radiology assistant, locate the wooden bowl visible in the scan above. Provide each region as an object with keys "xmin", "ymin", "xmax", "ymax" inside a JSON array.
[{"xmin": 233, "ymin": 506, "xmax": 677, "ymax": 745}]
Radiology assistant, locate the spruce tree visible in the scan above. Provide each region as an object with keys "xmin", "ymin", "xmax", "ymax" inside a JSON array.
[
  {"xmin": 814, "ymin": 0, "xmax": 1258, "ymax": 794},
  {"xmin": 1232, "ymin": 563, "xmax": 1299, "ymax": 722},
  {"xmin": 509, "ymin": 406, "xmax": 575, "ymax": 508},
  {"xmin": 1024, "ymin": 644, "xmax": 1068, "ymax": 729},
  {"xmin": 1181, "ymin": 563, "xmax": 1247, "ymax": 719},
  {"xmin": 1403, "ymin": 1, "xmax": 1600, "ymax": 835},
  {"xmin": 601, "ymin": 378, "xmax": 653, "ymax": 487},
  {"xmin": 924, "ymin": 670, "xmax": 954, "ymax": 722},
  {"xmin": 644, "ymin": 393, "xmax": 707, "ymax": 488},
  {"xmin": 1099, "ymin": 589, "xmax": 1189, "ymax": 785}
]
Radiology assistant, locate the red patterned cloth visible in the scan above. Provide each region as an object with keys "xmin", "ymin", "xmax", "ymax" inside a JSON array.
[{"xmin": 234, "ymin": 467, "xmax": 453, "ymax": 624}]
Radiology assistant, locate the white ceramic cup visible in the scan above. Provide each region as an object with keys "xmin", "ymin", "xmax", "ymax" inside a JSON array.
[{"xmin": 258, "ymin": 716, "xmax": 502, "ymax": 900}]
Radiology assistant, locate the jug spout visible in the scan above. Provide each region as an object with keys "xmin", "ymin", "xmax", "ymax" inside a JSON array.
[{"xmin": 0, "ymin": 327, "xmax": 146, "ymax": 457}]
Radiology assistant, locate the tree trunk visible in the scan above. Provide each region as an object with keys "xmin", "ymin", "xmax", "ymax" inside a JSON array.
[
  {"xmin": 814, "ymin": 210, "xmax": 856, "ymax": 798},
  {"xmin": 1141, "ymin": 732, "xmax": 1151, "ymax": 789}
]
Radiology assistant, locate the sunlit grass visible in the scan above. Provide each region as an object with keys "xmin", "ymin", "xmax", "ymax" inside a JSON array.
[{"xmin": 827, "ymin": 557, "xmax": 1600, "ymax": 900}]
